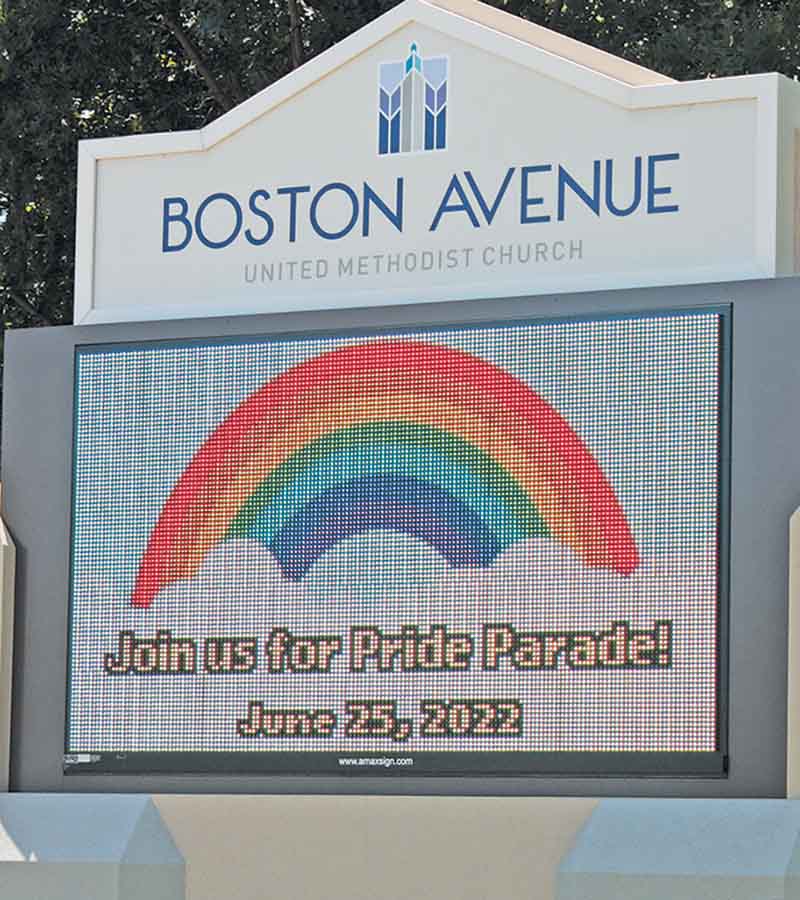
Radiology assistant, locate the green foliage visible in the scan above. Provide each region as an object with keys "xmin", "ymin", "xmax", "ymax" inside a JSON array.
[
  {"xmin": 503, "ymin": 0, "xmax": 800, "ymax": 81},
  {"xmin": 1, "ymin": 0, "xmax": 799, "ymax": 333}
]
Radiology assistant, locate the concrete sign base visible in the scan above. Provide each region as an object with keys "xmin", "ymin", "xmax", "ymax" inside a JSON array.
[
  {"xmin": 0, "ymin": 795, "xmax": 184, "ymax": 900},
  {"xmin": 559, "ymin": 799, "xmax": 800, "ymax": 900}
]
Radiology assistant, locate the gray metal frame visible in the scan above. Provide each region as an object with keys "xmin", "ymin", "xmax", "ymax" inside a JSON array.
[{"xmin": 2, "ymin": 278, "xmax": 795, "ymax": 796}]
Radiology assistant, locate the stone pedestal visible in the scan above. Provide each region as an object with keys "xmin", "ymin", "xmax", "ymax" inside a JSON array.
[
  {"xmin": 559, "ymin": 799, "xmax": 800, "ymax": 900},
  {"xmin": 0, "ymin": 794, "xmax": 184, "ymax": 900}
]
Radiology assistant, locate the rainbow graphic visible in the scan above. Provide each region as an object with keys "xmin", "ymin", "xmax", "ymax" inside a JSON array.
[{"xmin": 132, "ymin": 340, "xmax": 639, "ymax": 607}]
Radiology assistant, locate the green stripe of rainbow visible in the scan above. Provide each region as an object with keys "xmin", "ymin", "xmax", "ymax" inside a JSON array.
[{"xmin": 226, "ymin": 421, "xmax": 547, "ymax": 548}]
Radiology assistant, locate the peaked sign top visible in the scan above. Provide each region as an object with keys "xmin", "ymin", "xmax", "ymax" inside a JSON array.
[{"xmin": 74, "ymin": 0, "xmax": 800, "ymax": 324}]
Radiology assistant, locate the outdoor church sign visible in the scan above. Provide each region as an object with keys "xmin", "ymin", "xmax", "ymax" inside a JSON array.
[
  {"xmin": 12, "ymin": 0, "xmax": 800, "ymax": 794},
  {"xmin": 73, "ymin": 0, "xmax": 800, "ymax": 324}
]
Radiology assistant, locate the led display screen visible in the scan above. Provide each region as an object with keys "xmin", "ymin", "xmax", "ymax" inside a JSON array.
[{"xmin": 65, "ymin": 308, "xmax": 726, "ymax": 776}]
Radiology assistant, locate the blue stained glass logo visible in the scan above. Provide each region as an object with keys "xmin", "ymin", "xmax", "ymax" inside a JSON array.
[{"xmin": 378, "ymin": 43, "xmax": 448, "ymax": 155}]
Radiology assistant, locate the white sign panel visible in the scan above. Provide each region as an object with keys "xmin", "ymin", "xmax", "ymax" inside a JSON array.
[{"xmin": 74, "ymin": 0, "xmax": 799, "ymax": 325}]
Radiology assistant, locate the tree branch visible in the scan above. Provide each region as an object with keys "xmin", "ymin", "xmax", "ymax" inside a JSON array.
[
  {"xmin": 161, "ymin": 11, "xmax": 238, "ymax": 112},
  {"xmin": 1, "ymin": 287, "xmax": 54, "ymax": 326},
  {"xmin": 287, "ymin": 0, "xmax": 305, "ymax": 70}
]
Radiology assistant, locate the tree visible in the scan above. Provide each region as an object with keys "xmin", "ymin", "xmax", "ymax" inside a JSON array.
[{"xmin": 1, "ymin": 0, "xmax": 799, "ymax": 333}]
